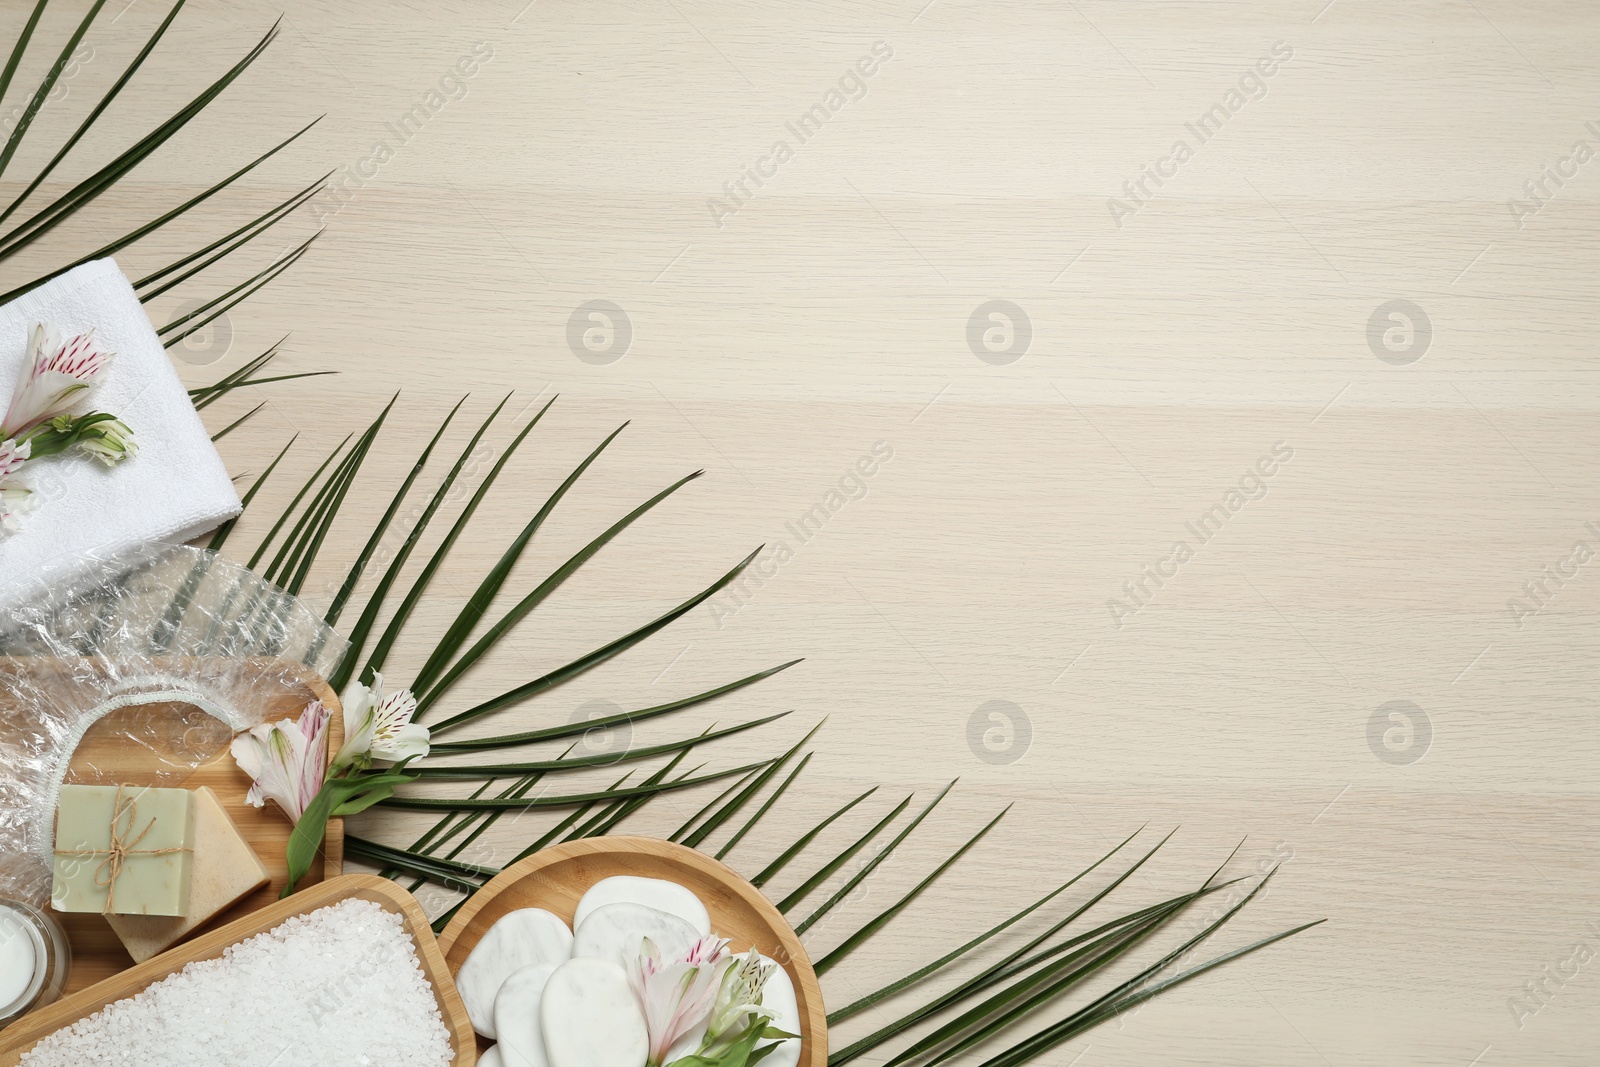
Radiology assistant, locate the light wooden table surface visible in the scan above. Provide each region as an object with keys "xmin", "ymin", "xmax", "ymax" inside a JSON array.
[{"xmin": 9, "ymin": 0, "xmax": 1598, "ymax": 1063}]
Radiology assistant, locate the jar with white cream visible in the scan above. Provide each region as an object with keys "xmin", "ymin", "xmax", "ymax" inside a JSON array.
[{"xmin": 0, "ymin": 899, "xmax": 69, "ymax": 1029}]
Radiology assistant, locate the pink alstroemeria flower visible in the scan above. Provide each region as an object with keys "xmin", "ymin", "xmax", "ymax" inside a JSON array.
[
  {"xmin": 2, "ymin": 323, "xmax": 114, "ymax": 439},
  {"xmin": 631, "ymin": 934, "xmax": 733, "ymax": 1066},
  {"xmin": 231, "ymin": 700, "xmax": 330, "ymax": 822}
]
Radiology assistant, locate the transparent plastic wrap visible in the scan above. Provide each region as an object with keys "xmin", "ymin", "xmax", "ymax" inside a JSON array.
[{"xmin": 0, "ymin": 543, "xmax": 349, "ymax": 905}]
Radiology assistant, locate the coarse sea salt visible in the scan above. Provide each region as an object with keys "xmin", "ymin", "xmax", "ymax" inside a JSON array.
[{"xmin": 20, "ymin": 899, "xmax": 453, "ymax": 1067}]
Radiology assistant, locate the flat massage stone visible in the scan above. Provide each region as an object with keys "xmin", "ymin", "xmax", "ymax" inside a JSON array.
[
  {"xmin": 455, "ymin": 908, "xmax": 573, "ymax": 1039},
  {"xmin": 479, "ymin": 1047, "xmax": 504, "ymax": 1067},
  {"xmin": 758, "ymin": 954, "xmax": 803, "ymax": 1067},
  {"xmin": 572, "ymin": 901, "xmax": 698, "ymax": 967},
  {"xmin": 540, "ymin": 956, "xmax": 648, "ymax": 1067},
  {"xmin": 494, "ymin": 962, "xmax": 556, "ymax": 1067},
  {"xmin": 574, "ymin": 875, "xmax": 711, "ymax": 935}
]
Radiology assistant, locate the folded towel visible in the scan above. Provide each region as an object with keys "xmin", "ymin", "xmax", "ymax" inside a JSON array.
[{"xmin": 0, "ymin": 259, "xmax": 241, "ymax": 603}]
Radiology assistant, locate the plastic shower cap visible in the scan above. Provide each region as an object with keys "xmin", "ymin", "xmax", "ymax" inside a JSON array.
[{"xmin": 0, "ymin": 542, "xmax": 348, "ymax": 904}]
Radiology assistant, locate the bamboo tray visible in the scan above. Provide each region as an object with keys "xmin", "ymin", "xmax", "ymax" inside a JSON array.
[
  {"xmin": 438, "ymin": 836, "xmax": 826, "ymax": 1067},
  {"xmin": 8, "ymin": 658, "xmax": 347, "ymax": 993},
  {"xmin": 0, "ymin": 875, "xmax": 476, "ymax": 1066}
]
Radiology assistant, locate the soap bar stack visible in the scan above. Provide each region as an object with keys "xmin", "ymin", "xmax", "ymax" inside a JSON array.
[
  {"xmin": 51, "ymin": 785, "xmax": 195, "ymax": 917},
  {"xmin": 50, "ymin": 783, "xmax": 270, "ymax": 961},
  {"xmin": 107, "ymin": 787, "xmax": 270, "ymax": 961}
]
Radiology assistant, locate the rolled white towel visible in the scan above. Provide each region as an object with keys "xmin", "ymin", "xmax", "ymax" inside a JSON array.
[{"xmin": 0, "ymin": 259, "xmax": 241, "ymax": 602}]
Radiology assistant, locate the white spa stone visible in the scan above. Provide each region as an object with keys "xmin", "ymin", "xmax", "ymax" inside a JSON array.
[
  {"xmin": 478, "ymin": 1047, "xmax": 504, "ymax": 1067},
  {"xmin": 455, "ymin": 909, "xmax": 573, "ymax": 1039},
  {"xmin": 573, "ymin": 876, "xmax": 711, "ymax": 935},
  {"xmin": 493, "ymin": 962, "xmax": 555, "ymax": 1067},
  {"xmin": 758, "ymin": 954, "xmax": 803, "ymax": 1067},
  {"xmin": 539, "ymin": 957, "xmax": 647, "ymax": 1067},
  {"xmin": 572, "ymin": 901, "xmax": 698, "ymax": 967}
]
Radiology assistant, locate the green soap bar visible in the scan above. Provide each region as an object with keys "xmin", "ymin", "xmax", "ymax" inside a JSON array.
[{"xmin": 51, "ymin": 785, "xmax": 195, "ymax": 916}]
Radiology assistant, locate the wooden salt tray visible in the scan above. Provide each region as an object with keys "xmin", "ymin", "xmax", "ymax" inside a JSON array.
[{"xmin": 0, "ymin": 875, "xmax": 475, "ymax": 1066}]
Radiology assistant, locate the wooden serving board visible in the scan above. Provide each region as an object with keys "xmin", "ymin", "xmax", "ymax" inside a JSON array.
[
  {"xmin": 0, "ymin": 875, "xmax": 475, "ymax": 1067},
  {"xmin": 438, "ymin": 836, "xmax": 827, "ymax": 1067},
  {"xmin": 3, "ymin": 658, "xmax": 347, "ymax": 994}
]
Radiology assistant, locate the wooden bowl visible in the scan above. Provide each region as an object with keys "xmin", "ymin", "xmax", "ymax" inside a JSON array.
[
  {"xmin": 438, "ymin": 836, "xmax": 826, "ymax": 1067},
  {"xmin": 0, "ymin": 875, "xmax": 476, "ymax": 1066}
]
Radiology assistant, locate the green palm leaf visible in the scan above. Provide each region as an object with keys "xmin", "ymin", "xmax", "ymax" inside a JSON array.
[
  {"xmin": 0, "ymin": 2, "xmax": 49, "ymax": 120},
  {"xmin": 678, "ymin": 720, "xmax": 821, "ymax": 850},
  {"xmin": 135, "ymin": 172, "xmax": 330, "ymax": 299},
  {"xmin": 792, "ymin": 781, "xmax": 955, "ymax": 935},
  {"xmin": 207, "ymin": 433, "xmax": 295, "ymax": 552},
  {"xmin": 208, "ymin": 402, "xmax": 261, "ymax": 442},
  {"xmin": 425, "ymin": 659, "xmax": 801, "ymax": 754},
  {"xmin": 0, "ymin": 21, "xmax": 293, "ymax": 267},
  {"xmin": 380, "ymin": 758, "xmax": 775, "ymax": 812},
  {"xmin": 357, "ymin": 394, "xmax": 536, "ymax": 681},
  {"xmin": 825, "ymin": 829, "xmax": 1177, "ymax": 1065},
  {"xmin": 160, "ymin": 231, "xmax": 319, "ymax": 350},
  {"xmin": 408, "ymin": 408, "xmax": 613, "ymax": 697},
  {"xmin": 774, "ymin": 794, "xmax": 910, "ymax": 914},
  {"xmin": 330, "ymin": 394, "xmax": 513, "ymax": 690},
  {"xmin": 824, "ymin": 828, "xmax": 1140, "ymax": 1025},
  {"xmin": 0, "ymin": 0, "xmax": 108, "ymax": 183},
  {"xmin": 750, "ymin": 787, "xmax": 877, "ymax": 890},
  {"xmin": 812, "ymin": 804, "xmax": 1008, "ymax": 976},
  {"xmin": 959, "ymin": 876, "xmax": 1323, "ymax": 1067},
  {"xmin": 323, "ymin": 397, "xmax": 468, "ymax": 627},
  {"xmin": 0, "ymin": 0, "xmax": 186, "ymax": 229},
  {"xmin": 669, "ymin": 768, "xmax": 763, "ymax": 843},
  {"xmin": 246, "ymin": 435, "xmax": 349, "ymax": 571},
  {"xmin": 411, "ymin": 713, "xmax": 791, "ymax": 778},
  {"xmin": 415, "ymin": 466, "xmax": 706, "ymax": 712},
  {"xmin": 715, "ymin": 750, "xmax": 811, "ymax": 862},
  {"xmin": 429, "ymin": 545, "xmax": 766, "ymax": 734},
  {"xmin": 189, "ymin": 341, "xmax": 285, "ymax": 410},
  {"xmin": 0, "ymin": 6, "xmax": 1318, "ymax": 1054}
]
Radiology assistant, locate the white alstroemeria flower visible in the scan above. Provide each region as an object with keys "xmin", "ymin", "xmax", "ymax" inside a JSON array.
[
  {"xmin": 632, "ymin": 935, "xmax": 733, "ymax": 1067},
  {"xmin": 0, "ymin": 438, "xmax": 33, "ymax": 534},
  {"xmin": 0, "ymin": 482, "xmax": 32, "ymax": 533},
  {"xmin": 0, "ymin": 438, "xmax": 27, "ymax": 476},
  {"xmin": 700, "ymin": 950, "xmax": 776, "ymax": 1054},
  {"xmin": 331, "ymin": 672, "xmax": 429, "ymax": 771},
  {"xmin": 73, "ymin": 415, "xmax": 136, "ymax": 466},
  {"xmin": 231, "ymin": 700, "xmax": 330, "ymax": 822},
  {"xmin": 1, "ymin": 324, "xmax": 114, "ymax": 439}
]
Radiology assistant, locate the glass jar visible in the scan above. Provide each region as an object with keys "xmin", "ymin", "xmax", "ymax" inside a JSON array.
[{"xmin": 0, "ymin": 898, "xmax": 70, "ymax": 1029}]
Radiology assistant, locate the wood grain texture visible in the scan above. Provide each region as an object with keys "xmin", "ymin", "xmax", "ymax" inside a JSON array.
[
  {"xmin": 49, "ymin": 659, "xmax": 344, "ymax": 993},
  {"xmin": 0, "ymin": 875, "xmax": 475, "ymax": 1067},
  {"xmin": 438, "ymin": 836, "xmax": 826, "ymax": 1067},
  {"xmin": 0, "ymin": 0, "xmax": 1595, "ymax": 1063}
]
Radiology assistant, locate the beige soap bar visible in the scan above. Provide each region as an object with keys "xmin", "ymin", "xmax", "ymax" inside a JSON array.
[
  {"xmin": 108, "ymin": 787, "xmax": 270, "ymax": 962},
  {"xmin": 52, "ymin": 784, "xmax": 194, "ymax": 916}
]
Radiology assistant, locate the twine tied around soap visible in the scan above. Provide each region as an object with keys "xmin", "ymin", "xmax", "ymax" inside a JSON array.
[{"xmin": 54, "ymin": 784, "xmax": 191, "ymax": 914}]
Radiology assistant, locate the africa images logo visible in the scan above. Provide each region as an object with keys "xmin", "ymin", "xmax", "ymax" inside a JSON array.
[
  {"xmin": 1107, "ymin": 41, "xmax": 1294, "ymax": 229},
  {"xmin": 706, "ymin": 42, "xmax": 894, "ymax": 228},
  {"xmin": 1106, "ymin": 441, "xmax": 1294, "ymax": 629}
]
